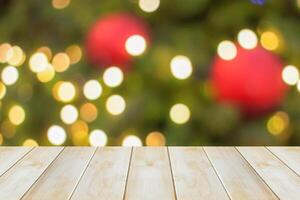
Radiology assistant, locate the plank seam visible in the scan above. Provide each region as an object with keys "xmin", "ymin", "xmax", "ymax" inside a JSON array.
[
  {"xmin": 67, "ymin": 147, "xmax": 98, "ymax": 200},
  {"xmin": 122, "ymin": 147, "xmax": 133, "ymax": 200},
  {"xmin": 202, "ymin": 147, "xmax": 232, "ymax": 200},
  {"xmin": 19, "ymin": 147, "xmax": 66, "ymax": 200},
  {"xmin": 166, "ymin": 147, "xmax": 178, "ymax": 200},
  {"xmin": 235, "ymin": 147, "xmax": 280, "ymax": 200}
]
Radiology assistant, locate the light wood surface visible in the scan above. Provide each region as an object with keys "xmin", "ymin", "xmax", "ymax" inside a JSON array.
[{"xmin": 0, "ymin": 147, "xmax": 299, "ymax": 199}]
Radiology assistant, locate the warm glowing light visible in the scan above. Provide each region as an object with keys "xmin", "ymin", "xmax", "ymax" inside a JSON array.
[
  {"xmin": 296, "ymin": 80, "xmax": 300, "ymax": 92},
  {"xmin": 282, "ymin": 65, "xmax": 299, "ymax": 86},
  {"xmin": 267, "ymin": 111, "xmax": 289, "ymax": 136},
  {"xmin": 80, "ymin": 103, "xmax": 98, "ymax": 123},
  {"xmin": 89, "ymin": 129, "xmax": 108, "ymax": 146},
  {"xmin": 52, "ymin": 0, "xmax": 70, "ymax": 9},
  {"xmin": 103, "ymin": 66, "xmax": 124, "ymax": 87},
  {"xmin": 23, "ymin": 139, "xmax": 38, "ymax": 146},
  {"xmin": 146, "ymin": 131, "xmax": 166, "ymax": 146},
  {"xmin": 29, "ymin": 52, "xmax": 48, "ymax": 73},
  {"xmin": 122, "ymin": 135, "xmax": 142, "ymax": 146},
  {"xmin": 260, "ymin": 31, "xmax": 279, "ymax": 51},
  {"xmin": 169, "ymin": 103, "xmax": 190, "ymax": 124},
  {"xmin": 106, "ymin": 95, "xmax": 126, "ymax": 115},
  {"xmin": 7, "ymin": 46, "xmax": 25, "ymax": 66},
  {"xmin": 0, "ymin": 43, "xmax": 12, "ymax": 63},
  {"xmin": 37, "ymin": 64, "xmax": 55, "ymax": 83},
  {"xmin": 47, "ymin": 125, "xmax": 66, "ymax": 145},
  {"xmin": 125, "ymin": 35, "xmax": 146, "ymax": 56},
  {"xmin": 54, "ymin": 81, "xmax": 76, "ymax": 102},
  {"xmin": 83, "ymin": 80, "xmax": 102, "ymax": 100},
  {"xmin": 0, "ymin": 82, "xmax": 6, "ymax": 99},
  {"xmin": 70, "ymin": 120, "xmax": 89, "ymax": 145},
  {"xmin": 37, "ymin": 46, "xmax": 52, "ymax": 60},
  {"xmin": 217, "ymin": 41, "xmax": 237, "ymax": 61},
  {"xmin": 65, "ymin": 45, "xmax": 82, "ymax": 64},
  {"xmin": 139, "ymin": 0, "xmax": 160, "ymax": 12},
  {"xmin": 1, "ymin": 120, "xmax": 16, "ymax": 139},
  {"xmin": 1, "ymin": 66, "xmax": 19, "ymax": 85},
  {"xmin": 71, "ymin": 120, "xmax": 89, "ymax": 136},
  {"xmin": 237, "ymin": 29, "xmax": 258, "ymax": 49},
  {"xmin": 0, "ymin": 134, "xmax": 3, "ymax": 145},
  {"xmin": 8, "ymin": 105, "xmax": 25, "ymax": 126},
  {"xmin": 52, "ymin": 52, "xmax": 70, "ymax": 72},
  {"xmin": 60, "ymin": 104, "xmax": 78, "ymax": 124},
  {"xmin": 170, "ymin": 55, "xmax": 193, "ymax": 80}
]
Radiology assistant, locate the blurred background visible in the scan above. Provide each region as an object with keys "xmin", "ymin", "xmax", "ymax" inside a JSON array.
[{"xmin": 0, "ymin": 0, "xmax": 299, "ymax": 146}]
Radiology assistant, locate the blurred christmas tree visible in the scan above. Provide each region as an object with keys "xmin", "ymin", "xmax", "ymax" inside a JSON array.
[{"xmin": 0, "ymin": 0, "xmax": 300, "ymax": 146}]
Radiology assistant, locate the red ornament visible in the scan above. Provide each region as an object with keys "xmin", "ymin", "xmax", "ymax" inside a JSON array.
[
  {"xmin": 211, "ymin": 44, "xmax": 287, "ymax": 116},
  {"xmin": 85, "ymin": 13, "xmax": 149, "ymax": 68}
]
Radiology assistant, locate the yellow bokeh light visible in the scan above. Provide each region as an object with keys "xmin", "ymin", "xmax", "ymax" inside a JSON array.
[
  {"xmin": 70, "ymin": 120, "xmax": 89, "ymax": 136},
  {"xmin": 65, "ymin": 45, "xmax": 82, "ymax": 64},
  {"xmin": 146, "ymin": 131, "xmax": 166, "ymax": 146},
  {"xmin": 139, "ymin": 0, "xmax": 160, "ymax": 13},
  {"xmin": 170, "ymin": 55, "xmax": 193, "ymax": 80},
  {"xmin": 169, "ymin": 103, "xmax": 191, "ymax": 124},
  {"xmin": 29, "ymin": 52, "xmax": 48, "ymax": 73},
  {"xmin": 60, "ymin": 104, "xmax": 78, "ymax": 124},
  {"xmin": 37, "ymin": 46, "xmax": 52, "ymax": 61},
  {"xmin": 122, "ymin": 135, "xmax": 142, "ymax": 147},
  {"xmin": 1, "ymin": 120, "xmax": 16, "ymax": 139},
  {"xmin": 89, "ymin": 129, "xmax": 108, "ymax": 147},
  {"xmin": 37, "ymin": 64, "xmax": 55, "ymax": 83},
  {"xmin": 267, "ymin": 111, "xmax": 289, "ymax": 136},
  {"xmin": 217, "ymin": 40, "xmax": 237, "ymax": 61},
  {"xmin": 0, "ymin": 43, "xmax": 12, "ymax": 63},
  {"xmin": 52, "ymin": 0, "xmax": 70, "ymax": 9},
  {"xmin": 106, "ymin": 95, "xmax": 126, "ymax": 115},
  {"xmin": 54, "ymin": 81, "xmax": 76, "ymax": 102},
  {"xmin": 282, "ymin": 65, "xmax": 299, "ymax": 86},
  {"xmin": 0, "ymin": 133, "xmax": 3, "ymax": 145},
  {"xmin": 83, "ymin": 80, "xmax": 102, "ymax": 100},
  {"xmin": 0, "ymin": 82, "xmax": 6, "ymax": 99},
  {"xmin": 1, "ymin": 66, "xmax": 19, "ymax": 86},
  {"xmin": 237, "ymin": 29, "xmax": 258, "ymax": 50},
  {"xmin": 23, "ymin": 139, "xmax": 39, "ymax": 146},
  {"xmin": 103, "ymin": 66, "xmax": 124, "ymax": 88},
  {"xmin": 52, "ymin": 52, "xmax": 70, "ymax": 72},
  {"xmin": 7, "ymin": 46, "xmax": 26, "ymax": 66},
  {"xmin": 47, "ymin": 125, "xmax": 67, "ymax": 145},
  {"xmin": 80, "ymin": 103, "xmax": 98, "ymax": 123},
  {"xmin": 125, "ymin": 35, "xmax": 147, "ymax": 56},
  {"xmin": 8, "ymin": 105, "xmax": 25, "ymax": 126},
  {"xmin": 260, "ymin": 31, "xmax": 279, "ymax": 51}
]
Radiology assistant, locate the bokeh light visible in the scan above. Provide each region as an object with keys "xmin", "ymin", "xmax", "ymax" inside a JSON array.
[
  {"xmin": 122, "ymin": 135, "xmax": 142, "ymax": 146},
  {"xmin": 0, "ymin": 134, "xmax": 3, "ymax": 145},
  {"xmin": 55, "ymin": 81, "xmax": 76, "ymax": 102},
  {"xmin": 0, "ymin": 82, "xmax": 6, "ymax": 99},
  {"xmin": 47, "ymin": 125, "xmax": 66, "ymax": 145},
  {"xmin": 237, "ymin": 29, "xmax": 258, "ymax": 49},
  {"xmin": 103, "ymin": 66, "xmax": 124, "ymax": 88},
  {"xmin": 146, "ymin": 131, "xmax": 166, "ymax": 146},
  {"xmin": 139, "ymin": 0, "xmax": 160, "ymax": 13},
  {"xmin": 29, "ymin": 52, "xmax": 48, "ymax": 73},
  {"xmin": 125, "ymin": 35, "xmax": 147, "ymax": 56},
  {"xmin": 170, "ymin": 55, "xmax": 193, "ymax": 80},
  {"xmin": 60, "ymin": 104, "xmax": 78, "ymax": 124},
  {"xmin": 52, "ymin": 0, "xmax": 70, "ymax": 9},
  {"xmin": 37, "ymin": 46, "xmax": 52, "ymax": 61},
  {"xmin": 106, "ymin": 95, "xmax": 126, "ymax": 115},
  {"xmin": 260, "ymin": 31, "xmax": 279, "ymax": 51},
  {"xmin": 267, "ymin": 111, "xmax": 289, "ymax": 136},
  {"xmin": 282, "ymin": 65, "xmax": 299, "ymax": 86},
  {"xmin": 80, "ymin": 103, "xmax": 98, "ymax": 123},
  {"xmin": 83, "ymin": 80, "xmax": 102, "ymax": 100},
  {"xmin": 217, "ymin": 40, "xmax": 237, "ymax": 61},
  {"xmin": 37, "ymin": 64, "xmax": 55, "ymax": 83},
  {"xmin": 23, "ymin": 139, "xmax": 38, "ymax": 146},
  {"xmin": 52, "ymin": 52, "xmax": 70, "ymax": 72},
  {"xmin": 7, "ymin": 46, "xmax": 25, "ymax": 66},
  {"xmin": 89, "ymin": 129, "xmax": 108, "ymax": 146},
  {"xmin": 1, "ymin": 120, "xmax": 16, "ymax": 139},
  {"xmin": 65, "ymin": 45, "xmax": 82, "ymax": 64},
  {"xmin": 0, "ymin": 43, "xmax": 12, "ymax": 63},
  {"xmin": 70, "ymin": 120, "xmax": 89, "ymax": 145},
  {"xmin": 8, "ymin": 105, "xmax": 25, "ymax": 126},
  {"xmin": 169, "ymin": 103, "xmax": 191, "ymax": 124},
  {"xmin": 1, "ymin": 66, "xmax": 18, "ymax": 86}
]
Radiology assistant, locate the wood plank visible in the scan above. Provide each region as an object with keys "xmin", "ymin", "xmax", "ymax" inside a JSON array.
[
  {"xmin": 22, "ymin": 147, "xmax": 96, "ymax": 200},
  {"xmin": 124, "ymin": 147, "xmax": 176, "ymax": 200},
  {"xmin": 238, "ymin": 146, "xmax": 300, "ymax": 200},
  {"xmin": 204, "ymin": 147, "xmax": 277, "ymax": 200},
  {"xmin": 169, "ymin": 147, "xmax": 229, "ymax": 200},
  {"xmin": 267, "ymin": 146, "xmax": 300, "ymax": 176},
  {"xmin": 71, "ymin": 147, "xmax": 132, "ymax": 200},
  {"xmin": 0, "ymin": 147, "xmax": 33, "ymax": 176},
  {"xmin": 0, "ymin": 147, "xmax": 63, "ymax": 200}
]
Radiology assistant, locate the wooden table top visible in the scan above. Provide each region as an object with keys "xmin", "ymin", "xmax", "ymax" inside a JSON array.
[{"xmin": 0, "ymin": 147, "xmax": 300, "ymax": 200}]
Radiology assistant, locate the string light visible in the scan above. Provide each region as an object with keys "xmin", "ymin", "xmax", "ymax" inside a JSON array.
[
  {"xmin": 0, "ymin": 82, "xmax": 6, "ymax": 99},
  {"xmin": 23, "ymin": 139, "xmax": 38, "ymax": 146},
  {"xmin": 282, "ymin": 65, "xmax": 299, "ymax": 86},
  {"xmin": 1, "ymin": 66, "xmax": 19, "ymax": 85},
  {"xmin": 79, "ymin": 103, "xmax": 98, "ymax": 123},
  {"xmin": 52, "ymin": 0, "xmax": 70, "ymax": 9},
  {"xmin": 47, "ymin": 125, "xmax": 66, "ymax": 145},
  {"xmin": 267, "ymin": 111, "xmax": 289, "ymax": 136},
  {"xmin": 52, "ymin": 52, "xmax": 70, "ymax": 72},
  {"xmin": 146, "ymin": 131, "xmax": 166, "ymax": 146},
  {"xmin": 103, "ymin": 66, "xmax": 124, "ymax": 87},
  {"xmin": 29, "ymin": 52, "xmax": 48, "ymax": 73},
  {"xmin": 122, "ymin": 135, "xmax": 142, "ymax": 146},
  {"xmin": 217, "ymin": 41, "xmax": 237, "ymax": 61},
  {"xmin": 8, "ymin": 105, "xmax": 25, "ymax": 126},
  {"xmin": 89, "ymin": 129, "xmax": 108, "ymax": 146},
  {"xmin": 170, "ymin": 55, "xmax": 193, "ymax": 80},
  {"xmin": 106, "ymin": 95, "xmax": 126, "ymax": 115},
  {"xmin": 138, "ymin": 0, "xmax": 160, "ymax": 13},
  {"xmin": 55, "ymin": 81, "xmax": 76, "ymax": 102},
  {"xmin": 83, "ymin": 80, "xmax": 102, "ymax": 100},
  {"xmin": 169, "ymin": 103, "xmax": 190, "ymax": 124},
  {"xmin": 65, "ymin": 45, "xmax": 82, "ymax": 64},
  {"xmin": 60, "ymin": 104, "xmax": 78, "ymax": 124},
  {"xmin": 125, "ymin": 35, "xmax": 147, "ymax": 56},
  {"xmin": 37, "ymin": 64, "xmax": 55, "ymax": 83},
  {"xmin": 237, "ymin": 29, "xmax": 258, "ymax": 49},
  {"xmin": 260, "ymin": 31, "xmax": 279, "ymax": 51}
]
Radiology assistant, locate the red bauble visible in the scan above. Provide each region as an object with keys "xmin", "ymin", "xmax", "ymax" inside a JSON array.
[
  {"xmin": 85, "ymin": 13, "xmax": 149, "ymax": 68},
  {"xmin": 211, "ymin": 45, "xmax": 287, "ymax": 116}
]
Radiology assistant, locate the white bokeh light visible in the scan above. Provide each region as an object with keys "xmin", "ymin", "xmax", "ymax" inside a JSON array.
[
  {"xmin": 60, "ymin": 104, "xmax": 78, "ymax": 124},
  {"xmin": 282, "ymin": 65, "xmax": 299, "ymax": 86},
  {"xmin": 122, "ymin": 135, "xmax": 142, "ymax": 147},
  {"xmin": 237, "ymin": 29, "xmax": 258, "ymax": 50},
  {"xmin": 217, "ymin": 40, "xmax": 237, "ymax": 61},
  {"xmin": 106, "ymin": 95, "xmax": 126, "ymax": 115},
  {"xmin": 170, "ymin": 55, "xmax": 193, "ymax": 80},
  {"xmin": 103, "ymin": 66, "xmax": 124, "ymax": 88},
  {"xmin": 89, "ymin": 129, "xmax": 108, "ymax": 147},
  {"xmin": 1, "ymin": 66, "xmax": 19, "ymax": 85},
  {"xmin": 47, "ymin": 125, "xmax": 67, "ymax": 145},
  {"xmin": 139, "ymin": 0, "xmax": 160, "ymax": 13},
  {"xmin": 169, "ymin": 103, "xmax": 191, "ymax": 124},
  {"xmin": 83, "ymin": 80, "xmax": 102, "ymax": 100},
  {"xmin": 29, "ymin": 52, "xmax": 48, "ymax": 73},
  {"xmin": 125, "ymin": 35, "xmax": 147, "ymax": 56}
]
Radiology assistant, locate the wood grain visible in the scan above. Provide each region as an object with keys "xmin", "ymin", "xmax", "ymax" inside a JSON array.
[
  {"xmin": 124, "ymin": 147, "xmax": 176, "ymax": 200},
  {"xmin": 71, "ymin": 147, "xmax": 132, "ymax": 200},
  {"xmin": 169, "ymin": 147, "xmax": 229, "ymax": 200},
  {"xmin": 204, "ymin": 147, "xmax": 277, "ymax": 200}
]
